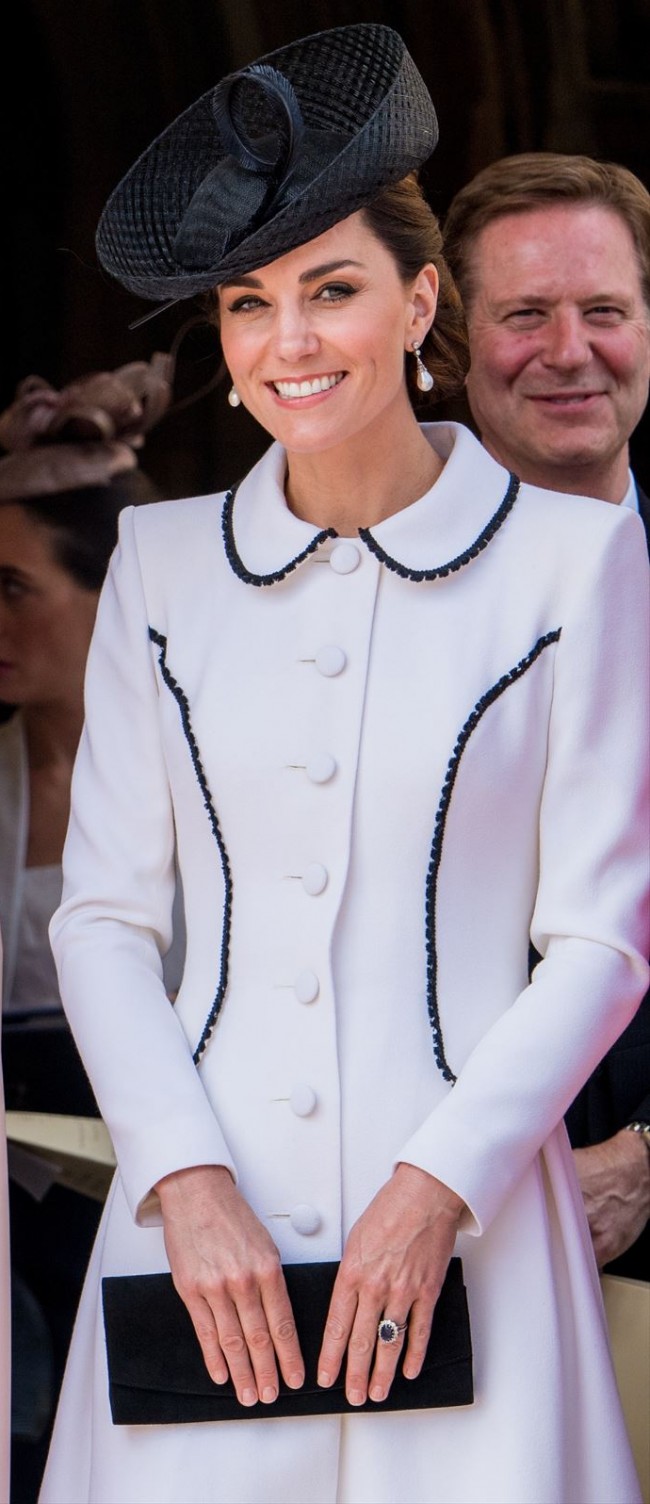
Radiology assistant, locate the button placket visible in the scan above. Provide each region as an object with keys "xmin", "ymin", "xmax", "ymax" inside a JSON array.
[{"xmin": 263, "ymin": 545, "xmax": 374, "ymax": 1254}]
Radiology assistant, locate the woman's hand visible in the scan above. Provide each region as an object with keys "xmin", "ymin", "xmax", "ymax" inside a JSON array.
[
  {"xmin": 317, "ymin": 1162, "xmax": 465, "ymax": 1405},
  {"xmin": 156, "ymin": 1164, "xmax": 305, "ymax": 1406}
]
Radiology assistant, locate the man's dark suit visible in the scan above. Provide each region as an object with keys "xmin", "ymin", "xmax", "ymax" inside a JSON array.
[{"xmin": 564, "ymin": 483, "xmax": 650, "ymax": 1278}]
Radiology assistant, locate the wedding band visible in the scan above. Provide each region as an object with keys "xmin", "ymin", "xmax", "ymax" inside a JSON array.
[{"xmin": 377, "ymin": 1317, "xmax": 408, "ymax": 1345}]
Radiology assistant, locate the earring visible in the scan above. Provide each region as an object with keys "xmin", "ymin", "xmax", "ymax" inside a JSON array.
[
  {"xmin": 412, "ymin": 341, "xmax": 434, "ymax": 393},
  {"xmin": 228, "ymin": 386, "xmax": 242, "ymax": 408}
]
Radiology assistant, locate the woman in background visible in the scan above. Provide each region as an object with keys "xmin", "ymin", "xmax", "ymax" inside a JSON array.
[{"xmin": 0, "ymin": 364, "xmax": 183, "ymax": 1502}]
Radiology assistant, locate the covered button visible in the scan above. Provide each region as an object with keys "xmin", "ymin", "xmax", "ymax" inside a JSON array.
[
  {"xmin": 290, "ymin": 1083, "xmax": 317, "ymax": 1117},
  {"xmin": 315, "ymin": 645, "xmax": 346, "ymax": 677},
  {"xmin": 306, "ymin": 752, "xmax": 337, "ymax": 785},
  {"xmin": 290, "ymin": 1204, "xmax": 322, "ymax": 1236},
  {"xmin": 330, "ymin": 542, "xmax": 360, "ymax": 575},
  {"xmin": 302, "ymin": 863, "xmax": 328, "ymax": 896},
  {"xmin": 294, "ymin": 970, "xmax": 320, "ymax": 1004}
]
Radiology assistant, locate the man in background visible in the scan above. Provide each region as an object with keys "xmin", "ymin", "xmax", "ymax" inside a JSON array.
[{"xmin": 444, "ymin": 152, "xmax": 650, "ymax": 1278}]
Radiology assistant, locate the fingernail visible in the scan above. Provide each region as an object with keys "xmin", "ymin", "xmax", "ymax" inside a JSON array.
[
  {"xmin": 242, "ymin": 1387, "xmax": 257, "ymax": 1407},
  {"xmin": 348, "ymin": 1389, "xmax": 365, "ymax": 1406},
  {"xmin": 287, "ymin": 1371, "xmax": 305, "ymax": 1390},
  {"xmin": 403, "ymin": 1366, "xmax": 418, "ymax": 1381},
  {"xmin": 369, "ymin": 1385, "xmax": 385, "ymax": 1403},
  {"xmin": 318, "ymin": 1370, "xmax": 331, "ymax": 1387},
  {"xmin": 262, "ymin": 1386, "xmax": 277, "ymax": 1404}
]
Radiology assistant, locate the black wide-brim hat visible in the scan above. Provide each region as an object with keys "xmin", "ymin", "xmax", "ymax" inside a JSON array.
[{"xmin": 96, "ymin": 23, "xmax": 438, "ymax": 305}]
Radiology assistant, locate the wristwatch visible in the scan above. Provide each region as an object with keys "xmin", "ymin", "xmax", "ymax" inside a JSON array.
[{"xmin": 624, "ymin": 1121, "xmax": 650, "ymax": 1152}]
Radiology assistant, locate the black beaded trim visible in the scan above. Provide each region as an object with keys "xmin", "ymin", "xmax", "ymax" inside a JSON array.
[
  {"xmin": 358, "ymin": 473, "xmax": 520, "ymax": 582},
  {"xmin": 149, "ymin": 627, "xmax": 232, "ymax": 1063},
  {"xmin": 222, "ymin": 485, "xmax": 337, "ymax": 587},
  {"xmin": 425, "ymin": 628, "xmax": 562, "ymax": 1083}
]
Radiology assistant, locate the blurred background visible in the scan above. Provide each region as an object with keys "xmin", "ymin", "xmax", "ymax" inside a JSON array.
[{"xmin": 3, "ymin": 0, "xmax": 650, "ymax": 497}]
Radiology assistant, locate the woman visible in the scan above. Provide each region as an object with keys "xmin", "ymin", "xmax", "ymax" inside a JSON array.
[
  {"xmin": 0, "ymin": 470, "xmax": 138, "ymax": 1502},
  {"xmin": 0, "ymin": 365, "xmax": 184, "ymax": 1500},
  {"xmin": 0, "ymin": 361, "xmax": 181, "ymax": 1028},
  {"xmin": 41, "ymin": 23, "xmax": 648, "ymax": 1504}
]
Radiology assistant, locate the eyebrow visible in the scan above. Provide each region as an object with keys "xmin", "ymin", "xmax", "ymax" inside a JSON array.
[
  {"xmin": 491, "ymin": 289, "xmax": 632, "ymax": 312},
  {"xmin": 221, "ymin": 259, "xmax": 365, "ymax": 290}
]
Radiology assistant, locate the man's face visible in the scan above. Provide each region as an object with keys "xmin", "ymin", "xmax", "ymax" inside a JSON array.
[{"xmin": 464, "ymin": 204, "xmax": 650, "ymax": 498}]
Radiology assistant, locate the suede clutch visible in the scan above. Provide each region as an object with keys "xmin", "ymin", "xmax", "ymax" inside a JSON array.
[{"xmin": 102, "ymin": 1257, "xmax": 473, "ymax": 1424}]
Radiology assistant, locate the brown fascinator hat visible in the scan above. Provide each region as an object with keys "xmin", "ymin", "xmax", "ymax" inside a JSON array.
[
  {"xmin": 95, "ymin": 23, "xmax": 438, "ymax": 308},
  {"xmin": 0, "ymin": 356, "xmax": 173, "ymax": 501}
]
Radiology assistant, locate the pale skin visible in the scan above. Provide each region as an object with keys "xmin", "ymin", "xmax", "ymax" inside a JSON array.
[
  {"xmin": 463, "ymin": 202, "xmax": 650, "ymax": 1261},
  {"xmin": 156, "ymin": 213, "xmax": 466, "ymax": 1407}
]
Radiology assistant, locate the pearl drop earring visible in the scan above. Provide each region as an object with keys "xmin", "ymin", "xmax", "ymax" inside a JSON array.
[
  {"xmin": 412, "ymin": 341, "xmax": 434, "ymax": 393},
  {"xmin": 228, "ymin": 386, "xmax": 242, "ymax": 408}
]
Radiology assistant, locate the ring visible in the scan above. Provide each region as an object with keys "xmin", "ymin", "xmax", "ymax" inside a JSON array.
[{"xmin": 377, "ymin": 1317, "xmax": 408, "ymax": 1346}]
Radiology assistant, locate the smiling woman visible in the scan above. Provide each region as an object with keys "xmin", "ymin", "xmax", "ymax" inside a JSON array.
[
  {"xmin": 215, "ymin": 200, "xmax": 469, "ymax": 531},
  {"xmin": 38, "ymin": 22, "xmax": 649, "ymax": 1504},
  {"xmin": 216, "ymin": 217, "xmax": 441, "ymax": 521}
]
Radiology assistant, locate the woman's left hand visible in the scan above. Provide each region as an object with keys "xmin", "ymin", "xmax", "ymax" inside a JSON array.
[{"xmin": 317, "ymin": 1162, "xmax": 465, "ymax": 1405}]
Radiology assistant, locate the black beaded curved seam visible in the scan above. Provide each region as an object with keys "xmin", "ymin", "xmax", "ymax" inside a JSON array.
[
  {"xmin": 425, "ymin": 627, "xmax": 562, "ymax": 1083},
  {"xmin": 358, "ymin": 473, "xmax": 520, "ymax": 582},
  {"xmin": 222, "ymin": 486, "xmax": 337, "ymax": 587},
  {"xmin": 149, "ymin": 627, "xmax": 232, "ymax": 1063}
]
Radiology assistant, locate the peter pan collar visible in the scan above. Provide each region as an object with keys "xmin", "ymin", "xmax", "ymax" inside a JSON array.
[{"xmin": 222, "ymin": 422, "xmax": 520, "ymax": 587}]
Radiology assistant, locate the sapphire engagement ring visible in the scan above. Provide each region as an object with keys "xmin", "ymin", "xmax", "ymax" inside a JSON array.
[{"xmin": 377, "ymin": 1318, "xmax": 408, "ymax": 1345}]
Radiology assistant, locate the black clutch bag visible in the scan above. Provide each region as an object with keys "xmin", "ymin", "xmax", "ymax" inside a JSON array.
[{"xmin": 102, "ymin": 1257, "xmax": 473, "ymax": 1424}]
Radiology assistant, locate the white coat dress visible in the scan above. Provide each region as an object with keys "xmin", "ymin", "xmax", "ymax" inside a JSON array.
[{"xmin": 41, "ymin": 423, "xmax": 649, "ymax": 1504}]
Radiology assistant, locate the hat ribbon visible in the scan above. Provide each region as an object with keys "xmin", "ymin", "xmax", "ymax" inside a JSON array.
[{"xmin": 172, "ymin": 65, "xmax": 306, "ymax": 273}]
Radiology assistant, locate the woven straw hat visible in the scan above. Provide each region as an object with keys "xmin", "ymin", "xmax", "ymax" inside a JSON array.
[{"xmin": 96, "ymin": 23, "xmax": 438, "ymax": 305}]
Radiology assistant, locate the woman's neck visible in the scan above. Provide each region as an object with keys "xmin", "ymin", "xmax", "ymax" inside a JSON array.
[
  {"xmin": 23, "ymin": 700, "xmax": 84, "ymax": 867},
  {"xmin": 23, "ymin": 699, "xmax": 84, "ymax": 772},
  {"xmin": 284, "ymin": 411, "xmax": 444, "ymax": 535}
]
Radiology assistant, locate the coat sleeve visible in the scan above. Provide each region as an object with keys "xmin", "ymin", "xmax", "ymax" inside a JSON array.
[
  {"xmin": 398, "ymin": 507, "xmax": 650, "ymax": 1234},
  {"xmin": 49, "ymin": 506, "xmax": 237, "ymax": 1226}
]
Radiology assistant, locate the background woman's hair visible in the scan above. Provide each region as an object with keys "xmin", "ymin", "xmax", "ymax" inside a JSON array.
[
  {"xmin": 15, "ymin": 469, "xmax": 158, "ymax": 591},
  {"xmin": 442, "ymin": 152, "xmax": 650, "ymax": 314},
  {"xmin": 361, "ymin": 173, "xmax": 470, "ymax": 404}
]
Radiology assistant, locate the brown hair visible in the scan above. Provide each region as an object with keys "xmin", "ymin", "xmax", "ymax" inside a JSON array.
[
  {"xmin": 362, "ymin": 173, "xmax": 469, "ymax": 404},
  {"xmin": 15, "ymin": 473, "xmax": 156, "ymax": 590},
  {"xmin": 443, "ymin": 153, "xmax": 650, "ymax": 314}
]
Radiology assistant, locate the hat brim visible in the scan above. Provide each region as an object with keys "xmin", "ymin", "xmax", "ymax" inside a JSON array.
[{"xmin": 96, "ymin": 24, "xmax": 438, "ymax": 303}]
